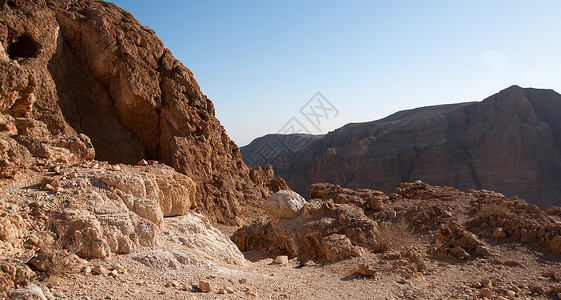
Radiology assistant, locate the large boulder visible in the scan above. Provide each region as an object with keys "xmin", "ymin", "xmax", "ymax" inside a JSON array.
[
  {"xmin": 263, "ymin": 190, "xmax": 306, "ymax": 220},
  {"xmin": 233, "ymin": 198, "xmax": 380, "ymax": 263}
]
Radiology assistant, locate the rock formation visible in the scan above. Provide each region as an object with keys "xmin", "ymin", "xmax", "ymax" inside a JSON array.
[
  {"xmin": 0, "ymin": 0, "xmax": 287, "ymax": 225},
  {"xmin": 242, "ymin": 86, "xmax": 561, "ymax": 209},
  {"xmin": 234, "ymin": 179, "xmax": 561, "ymax": 265}
]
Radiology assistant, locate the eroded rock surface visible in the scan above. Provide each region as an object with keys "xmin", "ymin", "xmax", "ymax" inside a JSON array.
[{"xmin": 0, "ymin": 0, "xmax": 286, "ymax": 225}]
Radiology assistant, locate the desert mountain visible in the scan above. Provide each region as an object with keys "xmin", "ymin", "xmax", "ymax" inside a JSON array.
[
  {"xmin": 242, "ymin": 86, "xmax": 561, "ymax": 209},
  {"xmin": 241, "ymin": 133, "xmax": 323, "ymax": 168}
]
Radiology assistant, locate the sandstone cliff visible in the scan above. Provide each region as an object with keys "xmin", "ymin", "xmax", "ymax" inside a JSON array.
[
  {"xmin": 242, "ymin": 86, "xmax": 561, "ymax": 209},
  {"xmin": 0, "ymin": 0, "xmax": 286, "ymax": 224}
]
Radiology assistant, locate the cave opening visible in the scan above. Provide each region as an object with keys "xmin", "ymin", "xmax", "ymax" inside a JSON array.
[{"xmin": 8, "ymin": 35, "xmax": 38, "ymax": 59}]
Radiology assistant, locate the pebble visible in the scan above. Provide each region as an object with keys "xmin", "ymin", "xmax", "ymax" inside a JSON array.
[
  {"xmin": 480, "ymin": 278, "xmax": 493, "ymax": 289},
  {"xmin": 92, "ymin": 265, "xmax": 109, "ymax": 275},
  {"xmin": 199, "ymin": 280, "xmax": 212, "ymax": 293},
  {"xmin": 480, "ymin": 287, "xmax": 493, "ymax": 298},
  {"xmin": 505, "ymin": 290, "xmax": 516, "ymax": 300},
  {"xmin": 245, "ymin": 288, "xmax": 257, "ymax": 297},
  {"xmin": 112, "ymin": 264, "xmax": 127, "ymax": 274}
]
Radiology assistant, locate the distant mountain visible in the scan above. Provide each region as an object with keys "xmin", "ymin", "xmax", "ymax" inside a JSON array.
[
  {"xmin": 241, "ymin": 134, "xmax": 323, "ymax": 168},
  {"xmin": 241, "ymin": 85, "xmax": 561, "ymax": 209}
]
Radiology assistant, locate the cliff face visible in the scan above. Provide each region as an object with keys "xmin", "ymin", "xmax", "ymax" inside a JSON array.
[
  {"xmin": 244, "ymin": 86, "xmax": 561, "ymax": 208},
  {"xmin": 241, "ymin": 134, "xmax": 323, "ymax": 168},
  {"xmin": 0, "ymin": 0, "xmax": 286, "ymax": 224}
]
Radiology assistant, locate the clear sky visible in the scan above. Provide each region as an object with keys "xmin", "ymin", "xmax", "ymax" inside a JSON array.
[{"xmin": 110, "ymin": 0, "xmax": 561, "ymax": 146}]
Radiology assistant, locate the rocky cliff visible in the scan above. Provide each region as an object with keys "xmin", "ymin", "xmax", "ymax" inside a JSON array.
[
  {"xmin": 243, "ymin": 86, "xmax": 561, "ymax": 208},
  {"xmin": 241, "ymin": 133, "xmax": 323, "ymax": 168},
  {"xmin": 0, "ymin": 0, "xmax": 287, "ymax": 225}
]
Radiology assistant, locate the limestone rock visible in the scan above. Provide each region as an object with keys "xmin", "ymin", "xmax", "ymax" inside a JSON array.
[
  {"xmin": 357, "ymin": 263, "xmax": 376, "ymax": 276},
  {"xmin": 233, "ymin": 198, "xmax": 379, "ymax": 263},
  {"xmin": 263, "ymin": 190, "xmax": 306, "ymax": 219},
  {"xmin": 0, "ymin": 0, "xmax": 285, "ymax": 225},
  {"xmin": 435, "ymin": 221, "xmax": 492, "ymax": 258},
  {"xmin": 275, "ymin": 255, "xmax": 289, "ymax": 265},
  {"xmin": 10, "ymin": 285, "xmax": 47, "ymax": 300},
  {"xmin": 92, "ymin": 265, "xmax": 109, "ymax": 276},
  {"xmin": 308, "ymin": 183, "xmax": 387, "ymax": 211}
]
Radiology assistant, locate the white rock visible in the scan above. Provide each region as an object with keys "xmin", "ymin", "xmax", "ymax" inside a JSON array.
[
  {"xmin": 11, "ymin": 285, "xmax": 47, "ymax": 300},
  {"xmin": 263, "ymin": 190, "xmax": 306, "ymax": 219},
  {"xmin": 275, "ymin": 255, "xmax": 289, "ymax": 265}
]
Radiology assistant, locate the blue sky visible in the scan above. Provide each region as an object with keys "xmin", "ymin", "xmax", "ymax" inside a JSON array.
[{"xmin": 110, "ymin": 1, "xmax": 561, "ymax": 146}]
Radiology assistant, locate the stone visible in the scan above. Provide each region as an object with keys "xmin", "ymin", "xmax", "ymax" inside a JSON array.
[
  {"xmin": 28, "ymin": 253, "xmax": 50, "ymax": 272},
  {"xmin": 480, "ymin": 287, "xmax": 493, "ymax": 298},
  {"xmin": 505, "ymin": 290, "xmax": 516, "ymax": 300},
  {"xmin": 493, "ymin": 228, "xmax": 507, "ymax": 239},
  {"xmin": 357, "ymin": 263, "xmax": 376, "ymax": 276},
  {"xmin": 263, "ymin": 190, "xmax": 306, "ymax": 219},
  {"xmin": 275, "ymin": 255, "xmax": 289, "ymax": 265},
  {"xmin": 112, "ymin": 264, "xmax": 126, "ymax": 274},
  {"xmin": 480, "ymin": 278, "xmax": 493, "ymax": 289},
  {"xmin": 551, "ymin": 236, "xmax": 561, "ymax": 254},
  {"xmin": 92, "ymin": 265, "xmax": 109, "ymax": 275},
  {"xmin": 198, "ymin": 280, "xmax": 211, "ymax": 293},
  {"xmin": 449, "ymin": 246, "xmax": 469, "ymax": 259},
  {"xmin": 11, "ymin": 285, "xmax": 47, "ymax": 300}
]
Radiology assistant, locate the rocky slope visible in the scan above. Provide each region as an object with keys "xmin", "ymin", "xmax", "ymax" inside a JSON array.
[
  {"xmin": 243, "ymin": 86, "xmax": 561, "ymax": 209},
  {"xmin": 0, "ymin": 0, "xmax": 287, "ymax": 225}
]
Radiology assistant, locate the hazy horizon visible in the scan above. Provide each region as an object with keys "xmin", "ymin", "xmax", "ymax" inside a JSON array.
[{"xmin": 110, "ymin": 1, "xmax": 561, "ymax": 146}]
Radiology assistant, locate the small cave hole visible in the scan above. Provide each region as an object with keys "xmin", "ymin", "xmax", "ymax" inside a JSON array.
[
  {"xmin": 7, "ymin": 35, "xmax": 38, "ymax": 59},
  {"xmin": 7, "ymin": 1, "xmax": 16, "ymax": 8}
]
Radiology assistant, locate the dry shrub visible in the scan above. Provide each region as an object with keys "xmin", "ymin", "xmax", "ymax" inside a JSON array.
[
  {"xmin": 34, "ymin": 233, "xmax": 82, "ymax": 281},
  {"xmin": 372, "ymin": 218, "xmax": 415, "ymax": 253}
]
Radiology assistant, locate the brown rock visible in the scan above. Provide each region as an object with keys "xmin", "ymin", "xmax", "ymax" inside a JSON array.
[
  {"xmin": 0, "ymin": 0, "xmax": 286, "ymax": 226},
  {"xmin": 357, "ymin": 263, "xmax": 376, "ymax": 276},
  {"xmin": 232, "ymin": 199, "xmax": 378, "ymax": 263},
  {"xmin": 551, "ymin": 236, "xmax": 561, "ymax": 254},
  {"xmin": 480, "ymin": 287, "xmax": 493, "ymax": 298},
  {"xmin": 198, "ymin": 280, "xmax": 211, "ymax": 293},
  {"xmin": 92, "ymin": 265, "xmax": 109, "ymax": 275}
]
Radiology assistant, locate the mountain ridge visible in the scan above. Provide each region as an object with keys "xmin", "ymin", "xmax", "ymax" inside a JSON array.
[{"xmin": 241, "ymin": 85, "xmax": 561, "ymax": 209}]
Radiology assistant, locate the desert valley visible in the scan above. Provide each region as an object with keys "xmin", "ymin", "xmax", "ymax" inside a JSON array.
[{"xmin": 1, "ymin": 1, "xmax": 561, "ymax": 299}]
